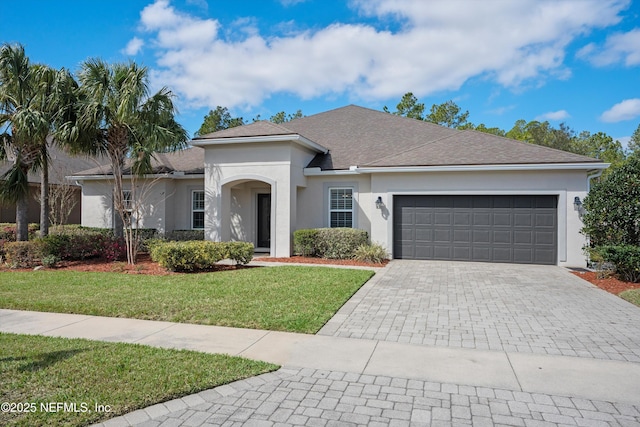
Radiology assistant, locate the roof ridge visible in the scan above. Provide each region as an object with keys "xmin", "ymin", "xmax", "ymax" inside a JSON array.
[
  {"xmin": 365, "ymin": 125, "xmax": 461, "ymax": 166},
  {"xmin": 459, "ymin": 128, "xmax": 601, "ymax": 162}
]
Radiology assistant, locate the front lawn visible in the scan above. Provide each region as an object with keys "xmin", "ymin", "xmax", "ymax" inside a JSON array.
[
  {"xmin": 620, "ymin": 289, "xmax": 640, "ymax": 307},
  {"xmin": 0, "ymin": 266, "xmax": 374, "ymax": 333},
  {"xmin": 0, "ymin": 333, "xmax": 277, "ymax": 427}
]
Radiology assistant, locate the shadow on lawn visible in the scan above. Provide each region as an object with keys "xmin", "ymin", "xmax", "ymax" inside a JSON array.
[{"xmin": 1, "ymin": 345, "xmax": 98, "ymax": 373}]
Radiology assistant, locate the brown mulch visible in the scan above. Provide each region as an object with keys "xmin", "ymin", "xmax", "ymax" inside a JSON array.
[
  {"xmin": 571, "ymin": 270, "xmax": 640, "ymax": 295},
  {"xmin": 256, "ymin": 255, "xmax": 388, "ymax": 267}
]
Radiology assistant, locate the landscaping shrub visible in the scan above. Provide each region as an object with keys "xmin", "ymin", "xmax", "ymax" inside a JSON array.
[
  {"xmin": 150, "ymin": 241, "xmax": 228, "ymax": 272},
  {"xmin": 293, "ymin": 229, "xmax": 319, "ymax": 256},
  {"xmin": 315, "ymin": 228, "xmax": 369, "ymax": 259},
  {"xmin": 596, "ymin": 245, "xmax": 640, "ymax": 283},
  {"xmin": 165, "ymin": 230, "xmax": 205, "ymax": 241},
  {"xmin": 353, "ymin": 243, "xmax": 389, "ymax": 264},
  {"xmin": 226, "ymin": 241, "xmax": 254, "ymax": 265},
  {"xmin": 41, "ymin": 233, "xmax": 126, "ymax": 262},
  {"xmin": 3, "ymin": 241, "xmax": 44, "ymax": 268},
  {"xmin": 0, "ymin": 223, "xmax": 40, "ymax": 241},
  {"xmin": 41, "ymin": 254, "xmax": 60, "ymax": 268},
  {"xmin": 150, "ymin": 240, "xmax": 254, "ymax": 271}
]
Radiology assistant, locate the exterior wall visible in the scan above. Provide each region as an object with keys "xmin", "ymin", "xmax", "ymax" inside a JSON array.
[
  {"xmin": 169, "ymin": 178, "xmax": 204, "ymax": 231},
  {"xmin": 80, "ymin": 181, "xmax": 113, "ymax": 228},
  {"xmin": 297, "ymin": 174, "xmax": 373, "ymax": 232},
  {"xmin": 366, "ymin": 169, "xmax": 589, "ymax": 267},
  {"xmin": 79, "ymin": 177, "xmax": 206, "ymax": 234},
  {"xmin": 203, "ymin": 141, "xmax": 317, "ymax": 257}
]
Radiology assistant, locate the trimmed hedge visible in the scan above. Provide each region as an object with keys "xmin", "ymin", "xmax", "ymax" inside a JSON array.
[
  {"xmin": 149, "ymin": 240, "xmax": 254, "ymax": 272},
  {"xmin": 293, "ymin": 229, "xmax": 319, "ymax": 256},
  {"xmin": 293, "ymin": 228, "xmax": 369, "ymax": 259},
  {"xmin": 596, "ymin": 245, "xmax": 640, "ymax": 283},
  {"xmin": 165, "ymin": 229, "xmax": 205, "ymax": 241}
]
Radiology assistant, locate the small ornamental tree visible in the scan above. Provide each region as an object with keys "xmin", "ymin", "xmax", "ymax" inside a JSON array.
[{"xmin": 582, "ymin": 154, "xmax": 640, "ymax": 247}]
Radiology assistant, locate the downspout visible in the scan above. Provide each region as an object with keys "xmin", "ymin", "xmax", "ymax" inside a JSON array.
[{"xmin": 587, "ymin": 169, "xmax": 604, "ymax": 192}]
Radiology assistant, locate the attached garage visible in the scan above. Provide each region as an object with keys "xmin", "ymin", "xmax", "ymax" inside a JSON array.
[{"xmin": 393, "ymin": 195, "xmax": 558, "ymax": 265}]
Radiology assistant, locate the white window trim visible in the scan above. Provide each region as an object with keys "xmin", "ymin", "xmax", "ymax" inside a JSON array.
[
  {"xmin": 122, "ymin": 190, "xmax": 133, "ymax": 211},
  {"xmin": 191, "ymin": 190, "xmax": 205, "ymax": 230},
  {"xmin": 328, "ymin": 187, "xmax": 354, "ymax": 228}
]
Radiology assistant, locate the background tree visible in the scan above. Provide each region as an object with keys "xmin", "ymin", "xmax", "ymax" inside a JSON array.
[
  {"xmin": 573, "ymin": 131, "xmax": 626, "ymax": 170},
  {"xmin": 627, "ymin": 123, "xmax": 640, "ymax": 155},
  {"xmin": 270, "ymin": 109, "xmax": 303, "ymax": 124},
  {"xmin": 425, "ymin": 100, "xmax": 470, "ymax": 128},
  {"xmin": 383, "ymin": 92, "xmax": 425, "ymax": 120},
  {"xmin": 74, "ymin": 59, "xmax": 188, "ymax": 262},
  {"xmin": 194, "ymin": 106, "xmax": 244, "ymax": 136}
]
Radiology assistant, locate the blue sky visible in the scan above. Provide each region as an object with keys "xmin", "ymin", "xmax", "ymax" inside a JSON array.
[{"xmin": 3, "ymin": 0, "xmax": 640, "ymax": 146}]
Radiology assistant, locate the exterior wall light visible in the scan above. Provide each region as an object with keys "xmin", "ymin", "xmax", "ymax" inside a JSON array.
[
  {"xmin": 574, "ymin": 196, "xmax": 582, "ymax": 209},
  {"xmin": 375, "ymin": 196, "xmax": 384, "ymax": 209}
]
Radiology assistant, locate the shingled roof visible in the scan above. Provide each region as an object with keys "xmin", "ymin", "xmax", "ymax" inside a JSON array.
[
  {"xmin": 196, "ymin": 105, "xmax": 602, "ymax": 170},
  {"xmin": 73, "ymin": 146, "xmax": 204, "ymax": 177}
]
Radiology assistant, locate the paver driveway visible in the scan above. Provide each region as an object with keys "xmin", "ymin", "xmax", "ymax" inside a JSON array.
[{"xmin": 319, "ymin": 260, "xmax": 640, "ymax": 362}]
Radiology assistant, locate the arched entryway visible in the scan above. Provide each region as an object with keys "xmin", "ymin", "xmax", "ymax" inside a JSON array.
[{"xmin": 220, "ymin": 176, "xmax": 274, "ymax": 256}]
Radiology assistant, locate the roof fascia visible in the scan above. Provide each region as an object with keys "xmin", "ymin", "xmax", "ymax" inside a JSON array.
[
  {"xmin": 304, "ymin": 162, "xmax": 609, "ymax": 176},
  {"xmin": 70, "ymin": 173, "xmax": 205, "ymax": 181},
  {"xmin": 192, "ymin": 134, "xmax": 328, "ymax": 154}
]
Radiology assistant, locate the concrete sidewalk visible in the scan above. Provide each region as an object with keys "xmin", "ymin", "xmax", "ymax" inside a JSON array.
[{"xmin": 2, "ymin": 308, "xmax": 639, "ymax": 406}]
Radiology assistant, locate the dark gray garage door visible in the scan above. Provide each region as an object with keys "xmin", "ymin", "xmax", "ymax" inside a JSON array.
[{"xmin": 393, "ymin": 195, "xmax": 557, "ymax": 265}]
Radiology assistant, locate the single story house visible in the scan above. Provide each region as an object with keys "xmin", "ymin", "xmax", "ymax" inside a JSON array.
[{"xmin": 74, "ymin": 105, "xmax": 607, "ymax": 266}]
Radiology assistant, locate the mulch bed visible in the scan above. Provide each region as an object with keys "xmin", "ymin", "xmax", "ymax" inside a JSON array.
[
  {"xmin": 571, "ymin": 270, "xmax": 640, "ymax": 295},
  {"xmin": 256, "ymin": 256, "xmax": 388, "ymax": 267}
]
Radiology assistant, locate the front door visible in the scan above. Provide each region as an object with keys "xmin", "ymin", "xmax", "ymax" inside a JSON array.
[{"xmin": 257, "ymin": 194, "xmax": 271, "ymax": 248}]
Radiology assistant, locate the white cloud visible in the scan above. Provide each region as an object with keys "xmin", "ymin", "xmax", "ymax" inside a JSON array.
[
  {"xmin": 535, "ymin": 110, "xmax": 570, "ymax": 121},
  {"xmin": 577, "ymin": 28, "xmax": 640, "ymax": 66},
  {"xmin": 279, "ymin": 0, "xmax": 307, "ymax": 6},
  {"xmin": 123, "ymin": 37, "xmax": 144, "ymax": 55},
  {"xmin": 135, "ymin": 0, "xmax": 629, "ymax": 110},
  {"xmin": 600, "ymin": 98, "xmax": 640, "ymax": 122}
]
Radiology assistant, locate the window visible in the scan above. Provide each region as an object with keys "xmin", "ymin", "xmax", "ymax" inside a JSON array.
[
  {"xmin": 192, "ymin": 190, "xmax": 205, "ymax": 229},
  {"xmin": 122, "ymin": 190, "xmax": 133, "ymax": 226},
  {"xmin": 329, "ymin": 188, "xmax": 353, "ymax": 228}
]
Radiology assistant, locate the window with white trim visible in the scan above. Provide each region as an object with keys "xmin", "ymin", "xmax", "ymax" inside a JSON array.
[
  {"xmin": 329, "ymin": 187, "xmax": 354, "ymax": 228},
  {"xmin": 122, "ymin": 190, "xmax": 133, "ymax": 225},
  {"xmin": 192, "ymin": 190, "xmax": 205, "ymax": 229}
]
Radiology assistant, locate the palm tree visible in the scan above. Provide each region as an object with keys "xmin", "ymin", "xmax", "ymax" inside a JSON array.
[
  {"xmin": 0, "ymin": 44, "xmax": 78, "ymax": 240},
  {"xmin": 0, "ymin": 44, "xmax": 53, "ymax": 241},
  {"xmin": 74, "ymin": 59, "xmax": 188, "ymax": 262}
]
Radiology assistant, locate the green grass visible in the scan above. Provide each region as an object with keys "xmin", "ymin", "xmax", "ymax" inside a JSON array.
[
  {"xmin": 0, "ymin": 333, "xmax": 277, "ymax": 427},
  {"xmin": 0, "ymin": 266, "xmax": 374, "ymax": 333},
  {"xmin": 620, "ymin": 288, "xmax": 640, "ymax": 307}
]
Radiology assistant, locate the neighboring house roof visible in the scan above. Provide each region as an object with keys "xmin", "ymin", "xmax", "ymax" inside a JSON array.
[
  {"xmin": 195, "ymin": 105, "xmax": 603, "ymax": 170},
  {"xmin": 0, "ymin": 144, "xmax": 107, "ymax": 186},
  {"xmin": 73, "ymin": 146, "xmax": 204, "ymax": 177}
]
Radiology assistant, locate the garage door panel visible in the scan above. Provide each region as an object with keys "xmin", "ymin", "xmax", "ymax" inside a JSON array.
[
  {"xmin": 473, "ymin": 212, "xmax": 491, "ymax": 226},
  {"xmin": 453, "ymin": 229, "xmax": 470, "ymax": 243},
  {"xmin": 493, "ymin": 230, "xmax": 512, "ymax": 244},
  {"xmin": 472, "ymin": 246, "xmax": 491, "ymax": 261},
  {"xmin": 454, "ymin": 212, "xmax": 471, "ymax": 225},
  {"xmin": 394, "ymin": 195, "xmax": 557, "ymax": 265},
  {"xmin": 434, "ymin": 211, "xmax": 452, "ymax": 225},
  {"xmin": 514, "ymin": 230, "xmax": 533, "ymax": 244},
  {"xmin": 433, "ymin": 229, "xmax": 451, "ymax": 243},
  {"xmin": 493, "ymin": 213, "xmax": 512, "ymax": 226},
  {"xmin": 473, "ymin": 230, "xmax": 490, "ymax": 243}
]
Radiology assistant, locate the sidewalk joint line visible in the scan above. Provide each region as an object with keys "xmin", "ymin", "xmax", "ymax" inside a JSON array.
[
  {"xmin": 361, "ymin": 339, "xmax": 380, "ymax": 374},
  {"xmin": 132, "ymin": 322, "xmax": 179, "ymax": 344},
  {"xmin": 236, "ymin": 329, "xmax": 273, "ymax": 356},
  {"xmin": 505, "ymin": 351, "xmax": 524, "ymax": 392}
]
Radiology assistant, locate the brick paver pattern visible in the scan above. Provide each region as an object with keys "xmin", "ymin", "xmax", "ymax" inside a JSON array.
[
  {"xmin": 319, "ymin": 261, "xmax": 640, "ymax": 362},
  {"xmin": 99, "ymin": 368, "xmax": 640, "ymax": 427}
]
